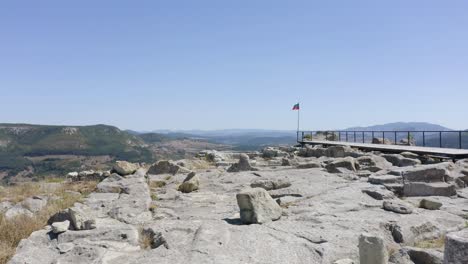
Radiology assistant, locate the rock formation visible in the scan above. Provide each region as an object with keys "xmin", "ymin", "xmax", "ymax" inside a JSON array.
[{"xmin": 6, "ymin": 144, "xmax": 468, "ymax": 263}]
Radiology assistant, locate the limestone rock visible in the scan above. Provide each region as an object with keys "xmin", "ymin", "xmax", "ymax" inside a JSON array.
[
  {"xmin": 148, "ymin": 160, "xmax": 183, "ymax": 175},
  {"xmin": 389, "ymin": 249, "xmax": 414, "ymax": 264},
  {"xmin": 236, "ymin": 188, "xmax": 282, "ymax": 224},
  {"xmin": 357, "ymin": 155, "xmax": 392, "ymax": 172},
  {"xmin": 0, "ymin": 201, "xmax": 13, "ymax": 213},
  {"xmin": 96, "ymin": 173, "xmax": 125, "ymax": 193},
  {"xmin": 52, "ymin": 220, "xmax": 70, "ymax": 234},
  {"xmin": 68, "ymin": 204, "xmax": 96, "ymax": 230},
  {"xmin": 227, "ymin": 154, "xmax": 258, "ymax": 172},
  {"xmin": 383, "ymin": 200, "xmax": 413, "ymax": 214},
  {"xmin": 22, "ymin": 196, "xmax": 48, "ymax": 213},
  {"xmin": 262, "ymin": 147, "xmax": 287, "ymax": 158},
  {"xmin": 73, "ymin": 170, "xmax": 108, "ymax": 182},
  {"xmin": 362, "ymin": 186, "xmax": 396, "ymax": 200},
  {"xmin": 296, "ymin": 161, "xmax": 322, "ymax": 169},
  {"xmin": 403, "ymin": 182, "xmax": 456, "ymax": 197},
  {"xmin": 112, "ymin": 160, "xmax": 139, "ymax": 176},
  {"xmin": 382, "ymin": 154, "xmax": 421, "ymax": 167},
  {"xmin": 250, "ymin": 179, "xmax": 291, "ymax": 191},
  {"xmin": 359, "ymin": 233, "xmax": 388, "ymax": 264},
  {"xmin": 444, "ymin": 229, "xmax": 468, "ymax": 264},
  {"xmin": 298, "ymin": 145, "xmax": 325, "ymax": 158},
  {"xmin": 404, "ymin": 246, "xmax": 443, "ymax": 264},
  {"xmin": 281, "ymin": 158, "xmax": 291, "ymax": 166},
  {"xmin": 419, "ymin": 198, "xmax": 442, "ymax": 210},
  {"xmin": 326, "ymin": 157, "xmax": 358, "ymax": 173},
  {"xmin": 178, "ymin": 172, "xmax": 200, "ymax": 193},
  {"xmin": 402, "ymin": 164, "xmax": 451, "ymax": 183},
  {"xmin": 5, "ymin": 205, "xmax": 33, "ymax": 220},
  {"xmin": 369, "ymin": 175, "xmax": 402, "ymax": 185}
]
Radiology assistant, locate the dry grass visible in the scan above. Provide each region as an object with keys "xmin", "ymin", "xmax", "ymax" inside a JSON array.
[
  {"xmin": 164, "ymin": 175, "xmax": 172, "ymax": 181},
  {"xmin": 0, "ymin": 180, "xmax": 97, "ymax": 264},
  {"xmin": 138, "ymin": 228, "xmax": 153, "ymax": 250},
  {"xmin": 0, "ymin": 183, "xmax": 42, "ymax": 204},
  {"xmin": 414, "ymin": 236, "xmax": 446, "ymax": 249},
  {"xmin": 149, "ymin": 181, "xmax": 166, "ymax": 189}
]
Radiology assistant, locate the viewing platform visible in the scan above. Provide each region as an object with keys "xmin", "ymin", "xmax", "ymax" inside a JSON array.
[{"xmin": 298, "ymin": 130, "xmax": 468, "ymax": 160}]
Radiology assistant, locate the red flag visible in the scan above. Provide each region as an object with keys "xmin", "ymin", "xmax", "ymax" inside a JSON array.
[{"xmin": 292, "ymin": 103, "xmax": 300, "ymax": 110}]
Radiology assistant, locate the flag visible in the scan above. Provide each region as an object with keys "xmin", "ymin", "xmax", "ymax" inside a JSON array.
[{"xmin": 292, "ymin": 103, "xmax": 300, "ymax": 110}]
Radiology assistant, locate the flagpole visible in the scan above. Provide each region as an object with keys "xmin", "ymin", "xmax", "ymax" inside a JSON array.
[{"xmin": 297, "ymin": 102, "xmax": 300, "ymax": 141}]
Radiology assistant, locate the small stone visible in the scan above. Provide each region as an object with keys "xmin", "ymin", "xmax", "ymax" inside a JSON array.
[
  {"xmin": 178, "ymin": 172, "xmax": 200, "ymax": 193},
  {"xmin": 383, "ymin": 200, "xmax": 413, "ymax": 214},
  {"xmin": 236, "ymin": 188, "xmax": 282, "ymax": 224},
  {"xmin": 227, "ymin": 154, "xmax": 258, "ymax": 172},
  {"xmin": 359, "ymin": 233, "xmax": 388, "ymax": 264},
  {"xmin": 52, "ymin": 220, "xmax": 70, "ymax": 234},
  {"xmin": 419, "ymin": 198, "xmax": 442, "ymax": 210},
  {"xmin": 148, "ymin": 160, "xmax": 182, "ymax": 175},
  {"xmin": 112, "ymin": 161, "xmax": 139, "ymax": 176}
]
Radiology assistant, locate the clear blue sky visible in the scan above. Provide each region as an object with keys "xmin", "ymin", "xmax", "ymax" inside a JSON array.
[{"xmin": 1, "ymin": 1, "xmax": 467, "ymax": 131}]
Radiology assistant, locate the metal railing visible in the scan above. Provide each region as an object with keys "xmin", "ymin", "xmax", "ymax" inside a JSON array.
[{"xmin": 298, "ymin": 130, "xmax": 468, "ymax": 149}]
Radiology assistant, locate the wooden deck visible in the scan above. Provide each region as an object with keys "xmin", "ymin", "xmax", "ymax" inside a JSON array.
[{"xmin": 300, "ymin": 140, "xmax": 468, "ymax": 159}]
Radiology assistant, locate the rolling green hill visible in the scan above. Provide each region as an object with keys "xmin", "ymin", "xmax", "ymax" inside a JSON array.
[{"xmin": 0, "ymin": 124, "xmax": 154, "ymax": 179}]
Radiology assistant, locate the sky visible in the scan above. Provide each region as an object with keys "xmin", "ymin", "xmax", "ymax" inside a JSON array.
[{"xmin": 1, "ymin": 0, "xmax": 467, "ymax": 131}]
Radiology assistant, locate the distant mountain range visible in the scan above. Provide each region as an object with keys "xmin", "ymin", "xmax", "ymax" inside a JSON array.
[
  {"xmin": 1, "ymin": 122, "xmax": 466, "ymax": 182},
  {"xmin": 146, "ymin": 122, "xmax": 467, "ymax": 149},
  {"xmin": 344, "ymin": 122, "xmax": 452, "ymax": 132}
]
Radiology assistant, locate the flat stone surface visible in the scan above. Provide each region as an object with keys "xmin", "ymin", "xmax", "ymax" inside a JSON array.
[{"xmin": 8, "ymin": 150, "xmax": 468, "ymax": 264}]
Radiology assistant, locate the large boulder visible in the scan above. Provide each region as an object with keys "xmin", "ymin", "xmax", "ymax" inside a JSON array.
[
  {"xmin": 4, "ymin": 205, "xmax": 33, "ymax": 220},
  {"xmin": 404, "ymin": 247, "xmax": 443, "ymax": 264},
  {"xmin": 403, "ymin": 182, "xmax": 456, "ymax": 197},
  {"xmin": 227, "ymin": 154, "xmax": 258, "ymax": 172},
  {"xmin": 444, "ymin": 229, "xmax": 468, "ymax": 264},
  {"xmin": 325, "ymin": 157, "xmax": 359, "ymax": 173},
  {"xmin": 401, "ymin": 163, "xmax": 452, "ymax": 183},
  {"xmin": 52, "ymin": 220, "xmax": 70, "ymax": 234},
  {"xmin": 298, "ymin": 145, "xmax": 325, "ymax": 158},
  {"xmin": 262, "ymin": 147, "xmax": 287, "ymax": 158},
  {"xmin": 419, "ymin": 198, "xmax": 442, "ymax": 210},
  {"xmin": 357, "ymin": 155, "xmax": 393, "ymax": 172},
  {"xmin": 148, "ymin": 160, "xmax": 185, "ymax": 175},
  {"xmin": 236, "ymin": 188, "xmax": 282, "ymax": 224},
  {"xmin": 178, "ymin": 172, "xmax": 200, "ymax": 193},
  {"xmin": 250, "ymin": 179, "xmax": 291, "ymax": 191},
  {"xmin": 21, "ymin": 196, "xmax": 48, "ymax": 213},
  {"xmin": 68, "ymin": 204, "xmax": 96, "ymax": 230},
  {"xmin": 382, "ymin": 154, "xmax": 421, "ymax": 167},
  {"xmin": 112, "ymin": 161, "xmax": 139, "ymax": 176},
  {"xmin": 359, "ymin": 233, "xmax": 388, "ymax": 264}
]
